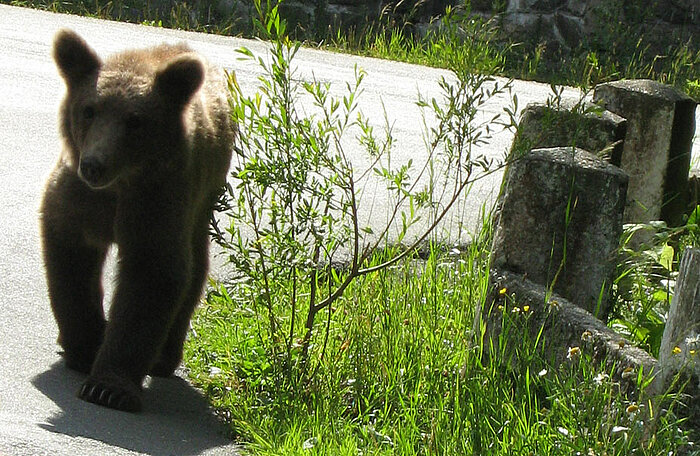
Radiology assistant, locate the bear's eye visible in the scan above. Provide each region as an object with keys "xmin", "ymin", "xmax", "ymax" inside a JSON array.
[
  {"xmin": 125, "ymin": 113, "xmax": 142, "ymax": 130},
  {"xmin": 82, "ymin": 105, "xmax": 95, "ymax": 122}
]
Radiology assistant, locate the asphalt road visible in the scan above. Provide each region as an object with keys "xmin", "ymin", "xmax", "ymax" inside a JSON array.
[{"xmin": 0, "ymin": 4, "xmax": 697, "ymax": 456}]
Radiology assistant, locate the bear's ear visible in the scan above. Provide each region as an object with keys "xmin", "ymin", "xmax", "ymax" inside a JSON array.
[
  {"xmin": 154, "ymin": 55, "xmax": 205, "ymax": 108},
  {"xmin": 53, "ymin": 29, "xmax": 101, "ymax": 87}
]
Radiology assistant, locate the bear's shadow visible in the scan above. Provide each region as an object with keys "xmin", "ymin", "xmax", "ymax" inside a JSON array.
[{"xmin": 32, "ymin": 360, "xmax": 235, "ymax": 455}]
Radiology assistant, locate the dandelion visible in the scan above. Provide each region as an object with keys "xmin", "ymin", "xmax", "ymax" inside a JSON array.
[
  {"xmin": 672, "ymin": 346, "xmax": 682, "ymax": 355},
  {"xmin": 567, "ymin": 346, "xmax": 581, "ymax": 360},
  {"xmin": 581, "ymin": 330, "xmax": 592, "ymax": 342},
  {"xmin": 621, "ymin": 367, "xmax": 635, "ymax": 379}
]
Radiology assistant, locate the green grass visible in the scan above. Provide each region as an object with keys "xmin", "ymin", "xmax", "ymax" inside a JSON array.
[
  {"xmin": 610, "ymin": 214, "xmax": 700, "ymax": 358},
  {"xmin": 185, "ymin": 235, "xmax": 690, "ymax": 454},
  {"xmin": 327, "ymin": 8, "xmax": 698, "ymax": 99}
]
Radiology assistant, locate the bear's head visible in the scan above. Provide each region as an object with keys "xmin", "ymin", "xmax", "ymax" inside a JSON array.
[{"xmin": 53, "ymin": 29, "xmax": 206, "ymax": 189}]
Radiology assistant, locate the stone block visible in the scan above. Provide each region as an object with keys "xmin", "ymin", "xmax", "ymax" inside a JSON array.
[
  {"xmin": 653, "ymin": 247, "xmax": 700, "ymax": 429},
  {"xmin": 491, "ymin": 147, "xmax": 628, "ymax": 319},
  {"xmin": 553, "ymin": 11, "xmax": 584, "ymax": 47},
  {"xmin": 512, "ymin": 98, "xmax": 626, "ymax": 164},
  {"xmin": 593, "ymin": 79, "xmax": 697, "ymax": 227}
]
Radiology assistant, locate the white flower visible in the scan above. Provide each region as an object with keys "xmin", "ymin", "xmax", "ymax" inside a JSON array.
[
  {"xmin": 611, "ymin": 425, "xmax": 629, "ymax": 435},
  {"xmin": 302, "ymin": 437, "xmax": 318, "ymax": 450},
  {"xmin": 593, "ymin": 373, "xmax": 609, "ymax": 385},
  {"xmin": 685, "ymin": 333, "xmax": 700, "ymax": 349}
]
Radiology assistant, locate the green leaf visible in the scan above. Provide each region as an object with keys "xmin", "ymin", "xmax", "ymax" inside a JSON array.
[{"xmin": 659, "ymin": 243, "xmax": 674, "ymax": 271}]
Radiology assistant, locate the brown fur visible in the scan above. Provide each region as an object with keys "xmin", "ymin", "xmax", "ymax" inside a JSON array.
[{"xmin": 40, "ymin": 30, "xmax": 234, "ymax": 412}]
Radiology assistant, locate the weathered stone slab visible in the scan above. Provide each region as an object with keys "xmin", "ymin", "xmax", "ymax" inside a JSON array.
[
  {"xmin": 512, "ymin": 98, "xmax": 626, "ymax": 164},
  {"xmin": 480, "ymin": 269, "xmax": 657, "ymax": 397},
  {"xmin": 654, "ymin": 247, "xmax": 700, "ymax": 429},
  {"xmin": 491, "ymin": 147, "xmax": 628, "ymax": 319},
  {"xmin": 593, "ymin": 79, "xmax": 697, "ymax": 227}
]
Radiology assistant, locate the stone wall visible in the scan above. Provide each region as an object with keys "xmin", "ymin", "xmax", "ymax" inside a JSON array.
[
  {"xmin": 481, "ymin": 0, "xmax": 699, "ymax": 55},
  {"xmin": 142, "ymin": 1, "xmax": 699, "ymax": 54},
  {"xmin": 202, "ymin": 0, "xmax": 452, "ymax": 36}
]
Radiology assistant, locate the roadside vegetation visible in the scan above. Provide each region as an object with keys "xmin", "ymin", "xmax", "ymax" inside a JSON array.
[
  {"xmin": 8, "ymin": 0, "xmax": 699, "ymax": 452},
  {"xmin": 194, "ymin": 3, "xmax": 693, "ymax": 453}
]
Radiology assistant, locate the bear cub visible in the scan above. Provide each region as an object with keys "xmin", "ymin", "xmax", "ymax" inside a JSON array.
[{"xmin": 41, "ymin": 29, "xmax": 234, "ymax": 412}]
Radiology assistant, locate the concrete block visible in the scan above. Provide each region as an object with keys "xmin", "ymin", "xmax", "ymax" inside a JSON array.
[
  {"xmin": 491, "ymin": 147, "xmax": 628, "ymax": 319},
  {"xmin": 513, "ymin": 98, "xmax": 626, "ymax": 164},
  {"xmin": 654, "ymin": 247, "xmax": 700, "ymax": 429},
  {"xmin": 593, "ymin": 79, "xmax": 697, "ymax": 227}
]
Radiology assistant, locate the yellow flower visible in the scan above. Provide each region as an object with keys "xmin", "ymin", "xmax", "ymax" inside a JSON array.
[
  {"xmin": 523, "ymin": 305, "xmax": 530, "ymax": 312},
  {"xmin": 626, "ymin": 404, "xmax": 639, "ymax": 415},
  {"xmin": 690, "ymin": 349, "xmax": 697, "ymax": 357},
  {"xmin": 567, "ymin": 346, "xmax": 581, "ymax": 360},
  {"xmin": 621, "ymin": 367, "xmax": 635, "ymax": 379},
  {"xmin": 499, "ymin": 287, "xmax": 507, "ymax": 296},
  {"xmin": 672, "ymin": 346, "xmax": 682, "ymax": 355}
]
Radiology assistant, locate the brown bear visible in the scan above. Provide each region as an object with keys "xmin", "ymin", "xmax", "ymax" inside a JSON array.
[{"xmin": 40, "ymin": 29, "xmax": 234, "ymax": 412}]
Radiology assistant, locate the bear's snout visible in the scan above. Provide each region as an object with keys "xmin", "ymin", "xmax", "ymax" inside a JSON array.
[{"xmin": 79, "ymin": 157, "xmax": 107, "ymax": 188}]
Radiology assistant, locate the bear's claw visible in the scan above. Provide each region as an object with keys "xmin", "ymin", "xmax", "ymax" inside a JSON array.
[{"xmin": 78, "ymin": 378, "xmax": 142, "ymax": 412}]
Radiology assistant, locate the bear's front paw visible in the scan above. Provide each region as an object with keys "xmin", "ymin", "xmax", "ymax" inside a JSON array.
[{"xmin": 78, "ymin": 375, "xmax": 142, "ymax": 412}]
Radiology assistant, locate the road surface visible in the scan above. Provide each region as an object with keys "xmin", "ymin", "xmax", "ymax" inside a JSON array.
[{"xmin": 0, "ymin": 4, "xmax": 697, "ymax": 456}]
